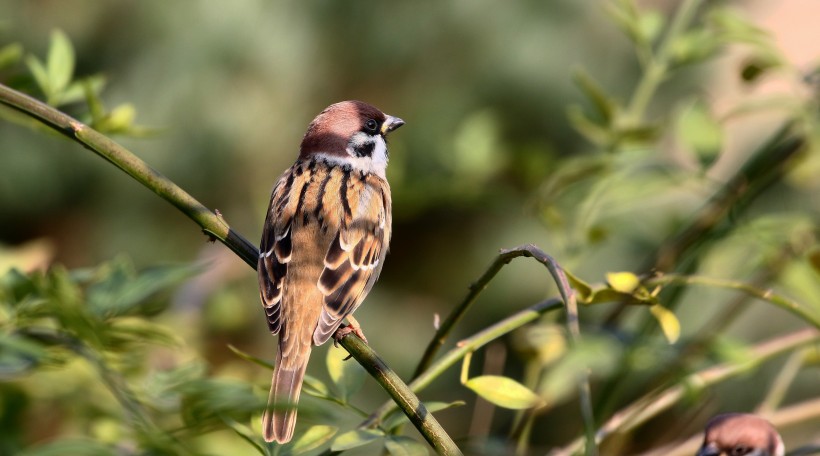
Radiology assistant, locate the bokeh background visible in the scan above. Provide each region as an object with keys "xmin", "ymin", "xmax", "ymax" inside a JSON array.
[{"xmin": 1, "ymin": 1, "xmax": 819, "ymax": 454}]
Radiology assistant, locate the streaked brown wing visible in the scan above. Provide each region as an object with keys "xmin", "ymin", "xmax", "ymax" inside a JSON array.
[
  {"xmin": 258, "ymin": 168, "xmax": 299, "ymax": 334},
  {"xmin": 313, "ymin": 174, "xmax": 390, "ymax": 345}
]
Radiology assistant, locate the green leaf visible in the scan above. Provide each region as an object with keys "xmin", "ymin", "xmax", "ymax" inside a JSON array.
[
  {"xmin": 677, "ymin": 101, "xmax": 723, "ymax": 169},
  {"xmin": 286, "ymin": 425, "xmax": 338, "ymax": 455},
  {"xmin": 46, "ymin": 29, "xmax": 75, "ymax": 102},
  {"xmin": 382, "ymin": 400, "xmax": 466, "ymax": 430},
  {"xmin": 330, "ymin": 428, "xmax": 384, "ymax": 451},
  {"xmin": 227, "ymin": 344, "xmax": 275, "ymax": 370},
  {"xmin": 302, "ymin": 374, "xmax": 331, "ymax": 398},
  {"xmin": 384, "ymin": 436, "xmax": 429, "ymax": 456},
  {"xmin": 60, "ymin": 75, "xmax": 106, "ymax": 107},
  {"xmin": 649, "ymin": 304, "xmax": 681, "ymax": 344},
  {"xmin": 98, "ymin": 103, "xmax": 136, "ymax": 134},
  {"xmin": 669, "ymin": 30, "xmax": 721, "ymax": 67},
  {"xmin": 464, "ymin": 375, "xmax": 542, "ymax": 410},
  {"xmin": 540, "ymin": 335, "xmax": 622, "ymax": 403},
  {"xmin": 326, "ymin": 346, "xmax": 365, "ymax": 402},
  {"xmin": 25, "ymin": 55, "xmax": 49, "ymax": 96},
  {"xmin": 87, "ymin": 259, "xmax": 201, "ymax": 318},
  {"xmin": 572, "ymin": 69, "xmax": 617, "ymax": 124},
  {"xmin": 0, "ymin": 333, "xmax": 47, "ymax": 377},
  {"xmin": 606, "ymin": 271, "xmax": 641, "ymax": 294},
  {"xmin": 18, "ymin": 439, "xmax": 116, "ymax": 456},
  {"xmin": 0, "ymin": 42, "xmax": 23, "ymax": 69}
]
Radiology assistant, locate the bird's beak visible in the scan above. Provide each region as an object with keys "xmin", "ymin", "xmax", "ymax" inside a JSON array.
[{"xmin": 381, "ymin": 115, "xmax": 405, "ymax": 135}]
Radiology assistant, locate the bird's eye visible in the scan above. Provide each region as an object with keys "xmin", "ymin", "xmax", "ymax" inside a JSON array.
[
  {"xmin": 730, "ymin": 446, "xmax": 750, "ymax": 456},
  {"xmin": 364, "ymin": 119, "xmax": 379, "ymax": 133}
]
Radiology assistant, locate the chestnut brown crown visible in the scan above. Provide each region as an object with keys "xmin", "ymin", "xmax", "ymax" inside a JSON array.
[{"xmin": 696, "ymin": 413, "xmax": 784, "ymax": 456}]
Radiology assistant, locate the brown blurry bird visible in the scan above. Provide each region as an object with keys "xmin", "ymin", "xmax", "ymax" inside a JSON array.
[
  {"xmin": 257, "ymin": 101, "xmax": 404, "ymax": 443},
  {"xmin": 696, "ymin": 413, "xmax": 784, "ymax": 456}
]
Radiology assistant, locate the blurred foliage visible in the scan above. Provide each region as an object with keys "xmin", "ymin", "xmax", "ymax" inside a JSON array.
[{"xmin": 1, "ymin": 0, "xmax": 820, "ymax": 454}]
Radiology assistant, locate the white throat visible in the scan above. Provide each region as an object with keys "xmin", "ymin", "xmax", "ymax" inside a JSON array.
[{"xmin": 316, "ymin": 133, "xmax": 388, "ymax": 179}]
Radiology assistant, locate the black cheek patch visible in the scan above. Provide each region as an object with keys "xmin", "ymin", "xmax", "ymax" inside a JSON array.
[{"xmin": 353, "ymin": 140, "xmax": 375, "ymax": 157}]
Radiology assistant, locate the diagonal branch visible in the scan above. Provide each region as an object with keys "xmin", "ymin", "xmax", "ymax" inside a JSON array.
[{"xmin": 0, "ymin": 82, "xmax": 460, "ymax": 455}]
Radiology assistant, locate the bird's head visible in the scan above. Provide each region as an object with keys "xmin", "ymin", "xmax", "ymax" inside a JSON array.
[
  {"xmin": 299, "ymin": 100, "xmax": 404, "ymax": 178},
  {"xmin": 696, "ymin": 414, "xmax": 784, "ymax": 456}
]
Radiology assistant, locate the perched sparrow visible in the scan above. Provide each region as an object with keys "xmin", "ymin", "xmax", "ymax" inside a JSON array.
[
  {"xmin": 257, "ymin": 101, "xmax": 404, "ymax": 443},
  {"xmin": 696, "ymin": 413, "xmax": 784, "ymax": 456}
]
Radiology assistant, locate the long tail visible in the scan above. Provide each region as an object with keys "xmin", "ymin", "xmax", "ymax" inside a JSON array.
[{"xmin": 262, "ymin": 349, "xmax": 310, "ymax": 443}]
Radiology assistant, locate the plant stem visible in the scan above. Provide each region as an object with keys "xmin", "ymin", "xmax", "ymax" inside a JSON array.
[
  {"xmin": 0, "ymin": 82, "xmax": 460, "ymax": 454},
  {"xmin": 341, "ymin": 334, "xmax": 463, "ymax": 456},
  {"xmin": 625, "ymin": 0, "xmax": 704, "ymax": 122},
  {"xmin": 555, "ymin": 328, "xmax": 820, "ymax": 455}
]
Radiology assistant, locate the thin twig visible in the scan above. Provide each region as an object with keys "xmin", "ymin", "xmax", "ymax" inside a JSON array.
[
  {"xmin": 555, "ymin": 328, "xmax": 820, "ymax": 455},
  {"xmin": 409, "ymin": 244, "xmax": 597, "ymax": 455}
]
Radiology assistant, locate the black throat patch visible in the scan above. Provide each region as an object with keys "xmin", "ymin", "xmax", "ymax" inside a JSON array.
[{"xmin": 352, "ymin": 139, "xmax": 375, "ymax": 157}]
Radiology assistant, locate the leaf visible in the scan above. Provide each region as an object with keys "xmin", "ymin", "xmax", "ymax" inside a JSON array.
[
  {"xmin": 606, "ymin": 271, "xmax": 641, "ymax": 294},
  {"xmin": 677, "ymin": 101, "xmax": 723, "ymax": 169},
  {"xmin": 98, "ymin": 103, "xmax": 136, "ymax": 134},
  {"xmin": 227, "ymin": 344, "xmax": 275, "ymax": 370},
  {"xmin": 649, "ymin": 304, "xmax": 681, "ymax": 344},
  {"xmin": 221, "ymin": 417, "xmax": 267, "ymax": 456},
  {"xmin": 60, "ymin": 75, "xmax": 106, "ymax": 107},
  {"xmin": 18, "ymin": 439, "xmax": 116, "ymax": 456},
  {"xmin": 464, "ymin": 375, "xmax": 542, "ymax": 410},
  {"xmin": 572, "ymin": 69, "xmax": 617, "ymax": 124},
  {"xmin": 87, "ymin": 259, "xmax": 201, "ymax": 318},
  {"xmin": 0, "ymin": 43, "xmax": 23, "ymax": 69},
  {"xmin": 330, "ymin": 428, "xmax": 384, "ymax": 451},
  {"xmin": 326, "ymin": 346, "xmax": 365, "ymax": 402},
  {"xmin": 286, "ymin": 425, "xmax": 338, "ymax": 455},
  {"xmin": 669, "ymin": 30, "xmax": 721, "ymax": 67},
  {"xmin": 302, "ymin": 374, "xmax": 331, "ymax": 398},
  {"xmin": 25, "ymin": 55, "xmax": 49, "ymax": 96},
  {"xmin": 384, "ymin": 436, "xmax": 429, "ymax": 456},
  {"xmin": 45, "ymin": 29, "xmax": 75, "ymax": 104},
  {"xmin": 382, "ymin": 401, "xmax": 466, "ymax": 430}
]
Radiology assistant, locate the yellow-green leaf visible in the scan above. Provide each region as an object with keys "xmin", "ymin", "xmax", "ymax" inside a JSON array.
[
  {"xmin": 650, "ymin": 304, "xmax": 681, "ymax": 344},
  {"xmin": 384, "ymin": 436, "xmax": 429, "ymax": 456},
  {"xmin": 46, "ymin": 29, "xmax": 75, "ymax": 99},
  {"xmin": 464, "ymin": 375, "xmax": 542, "ymax": 410},
  {"xmin": 326, "ymin": 346, "xmax": 365, "ymax": 402},
  {"xmin": 606, "ymin": 271, "xmax": 641, "ymax": 294},
  {"xmin": 289, "ymin": 425, "xmax": 338, "ymax": 454},
  {"xmin": 331, "ymin": 429, "xmax": 384, "ymax": 451}
]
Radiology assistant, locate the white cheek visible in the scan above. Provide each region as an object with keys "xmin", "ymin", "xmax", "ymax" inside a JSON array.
[{"xmin": 344, "ymin": 134, "xmax": 389, "ymax": 178}]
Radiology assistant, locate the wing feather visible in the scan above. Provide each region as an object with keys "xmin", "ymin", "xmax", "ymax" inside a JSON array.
[{"xmin": 312, "ymin": 174, "xmax": 390, "ymax": 345}]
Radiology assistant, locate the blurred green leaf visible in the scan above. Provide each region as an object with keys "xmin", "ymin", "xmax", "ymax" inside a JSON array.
[
  {"xmin": 24, "ymin": 55, "xmax": 49, "ymax": 95},
  {"xmin": 567, "ymin": 104, "xmax": 610, "ymax": 146},
  {"xmin": 285, "ymin": 425, "xmax": 338, "ymax": 455},
  {"xmin": 326, "ymin": 345, "xmax": 365, "ymax": 403},
  {"xmin": 572, "ymin": 69, "xmax": 617, "ymax": 124},
  {"xmin": 221, "ymin": 417, "xmax": 267, "ymax": 456},
  {"xmin": 384, "ymin": 435, "xmax": 428, "ymax": 456},
  {"xmin": 302, "ymin": 374, "xmax": 331, "ymax": 398},
  {"xmin": 227, "ymin": 344, "xmax": 275, "ymax": 370},
  {"xmin": 87, "ymin": 259, "xmax": 201, "ymax": 319},
  {"xmin": 540, "ymin": 335, "xmax": 622, "ymax": 403},
  {"xmin": 382, "ymin": 400, "xmax": 465, "ymax": 430},
  {"xmin": 45, "ymin": 29, "xmax": 75, "ymax": 103},
  {"xmin": 0, "ymin": 42, "xmax": 23, "ymax": 69},
  {"xmin": 60, "ymin": 75, "xmax": 106, "ymax": 107},
  {"xmin": 18, "ymin": 439, "xmax": 116, "ymax": 456},
  {"xmin": 176, "ymin": 378, "xmax": 261, "ymax": 431},
  {"xmin": 97, "ymin": 103, "xmax": 136, "ymax": 134},
  {"xmin": 330, "ymin": 428, "xmax": 384, "ymax": 451},
  {"xmin": 669, "ymin": 30, "xmax": 721, "ymax": 67},
  {"xmin": 677, "ymin": 100, "xmax": 723, "ymax": 169},
  {"xmin": 464, "ymin": 375, "xmax": 542, "ymax": 410},
  {"xmin": 0, "ymin": 333, "xmax": 46, "ymax": 377}
]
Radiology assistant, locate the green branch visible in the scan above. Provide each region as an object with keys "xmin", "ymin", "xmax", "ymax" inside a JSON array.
[
  {"xmin": 409, "ymin": 244, "xmax": 598, "ymax": 455},
  {"xmin": 0, "ymin": 82, "xmax": 460, "ymax": 454}
]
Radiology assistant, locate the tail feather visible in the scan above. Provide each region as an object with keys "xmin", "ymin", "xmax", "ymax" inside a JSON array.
[{"xmin": 262, "ymin": 350, "xmax": 309, "ymax": 443}]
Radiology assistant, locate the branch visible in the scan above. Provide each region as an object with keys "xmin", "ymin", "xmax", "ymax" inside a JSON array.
[
  {"xmin": 555, "ymin": 328, "xmax": 820, "ymax": 455},
  {"xmin": 0, "ymin": 82, "xmax": 459, "ymax": 454},
  {"xmin": 410, "ymin": 244, "xmax": 598, "ymax": 455}
]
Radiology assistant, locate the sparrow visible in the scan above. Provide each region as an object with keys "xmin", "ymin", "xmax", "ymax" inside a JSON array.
[
  {"xmin": 696, "ymin": 413, "xmax": 784, "ymax": 456},
  {"xmin": 257, "ymin": 100, "xmax": 404, "ymax": 443}
]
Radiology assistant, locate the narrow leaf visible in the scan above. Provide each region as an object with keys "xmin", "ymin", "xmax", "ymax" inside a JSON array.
[
  {"xmin": 326, "ymin": 346, "xmax": 365, "ymax": 402},
  {"xmin": 383, "ymin": 401, "xmax": 466, "ymax": 430},
  {"xmin": 464, "ymin": 375, "xmax": 542, "ymax": 410},
  {"xmin": 46, "ymin": 29, "xmax": 75, "ymax": 102},
  {"xmin": 0, "ymin": 43, "xmax": 23, "ymax": 69},
  {"xmin": 330, "ymin": 428, "xmax": 384, "ymax": 451},
  {"xmin": 287, "ymin": 425, "xmax": 337, "ymax": 455},
  {"xmin": 384, "ymin": 436, "xmax": 429, "ymax": 456},
  {"xmin": 650, "ymin": 304, "xmax": 681, "ymax": 344}
]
